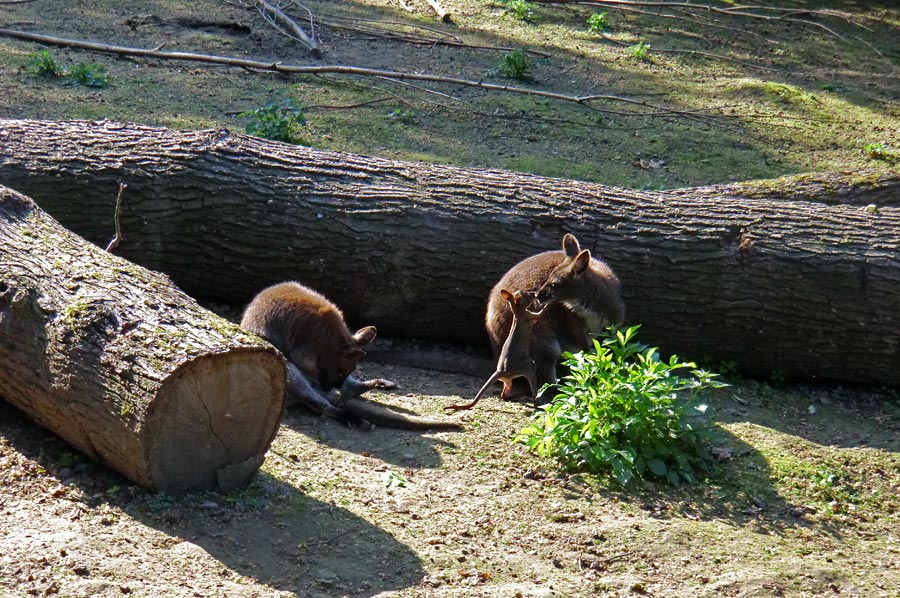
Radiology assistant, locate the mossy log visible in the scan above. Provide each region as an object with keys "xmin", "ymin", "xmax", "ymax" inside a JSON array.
[
  {"xmin": 0, "ymin": 119, "xmax": 898, "ymax": 386},
  {"xmin": 0, "ymin": 184, "xmax": 285, "ymax": 492}
]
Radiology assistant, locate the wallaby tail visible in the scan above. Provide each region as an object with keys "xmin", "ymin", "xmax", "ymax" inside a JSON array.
[
  {"xmin": 445, "ymin": 371, "xmax": 501, "ymax": 412},
  {"xmin": 344, "ymin": 397, "xmax": 464, "ymax": 431}
]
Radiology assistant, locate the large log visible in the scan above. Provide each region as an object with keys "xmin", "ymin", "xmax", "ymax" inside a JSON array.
[
  {"xmin": 0, "ymin": 184, "xmax": 285, "ymax": 492},
  {"xmin": 0, "ymin": 119, "xmax": 898, "ymax": 385}
]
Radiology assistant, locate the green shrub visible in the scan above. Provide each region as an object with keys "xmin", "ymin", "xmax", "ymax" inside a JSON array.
[
  {"xmin": 587, "ymin": 12, "xmax": 609, "ymax": 34},
  {"xmin": 26, "ymin": 50, "xmax": 110, "ymax": 87},
  {"xmin": 628, "ymin": 41, "xmax": 651, "ymax": 61},
  {"xmin": 516, "ymin": 325, "xmax": 726, "ymax": 487},
  {"xmin": 27, "ymin": 50, "xmax": 65, "ymax": 78},
  {"xmin": 499, "ymin": 49, "xmax": 532, "ymax": 80},
  {"xmin": 864, "ymin": 142, "xmax": 900, "ymax": 163},
  {"xmin": 66, "ymin": 62, "xmax": 110, "ymax": 88},
  {"xmin": 501, "ymin": 0, "xmax": 537, "ymax": 23},
  {"xmin": 240, "ymin": 97, "xmax": 307, "ymax": 144}
]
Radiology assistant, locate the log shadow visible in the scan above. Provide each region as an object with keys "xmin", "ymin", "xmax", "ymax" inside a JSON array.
[
  {"xmin": 0, "ymin": 399, "xmax": 426, "ymax": 597},
  {"xmin": 124, "ymin": 472, "xmax": 426, "ymax": 597},
  {"xmin": 277, "ymin": 395, "xmax": 463, "ymax": 471}
]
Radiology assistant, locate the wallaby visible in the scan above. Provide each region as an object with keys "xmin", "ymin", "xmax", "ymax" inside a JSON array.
[
  {"xmin": 484, "ymin": 234, "xmax": 625, "ymax": 395},
  {"xmin": 240, "ymin": 281, "xmax": 462, "ymax": 431},
  {"xmin": 534, "ymin": 242, "xmax": 626, "ymax": 338},
  {"xmin": 447, "ymin": 289, "xmax": 543, "ymax": 411}
]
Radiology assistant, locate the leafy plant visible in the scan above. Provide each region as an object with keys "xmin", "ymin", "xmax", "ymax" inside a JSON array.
[
  {"xmin": 516, "ymin": 325, "xmax": 726, "ymax": 486},
  {"xmin": 501, "ymin": 0, "xmax": 537, "ymax": 22},
  {"xmin": 66, "ymin": 62, "xmax": 110, "ymax": 88},
  {"xmin": 26, "ymin": 50, "xmax": 110, "ymax": 87},
  {"xmin": 499, "ymin": 49, "xmax": 532, "ymax": 80},
  {"xmin": 864, "ymin": 142, "xmax": 900, "ymax": 163},
  {"xmin": 26, "ymin": 50, "xmax": 65, "ymax": 79},
  {"xmin": 587, "ymin": 12, "xmax": 609, "ymax": 34},
  {"xmin": 240, "ymin": 97, "xmax": 307, "ymax": 144},
  {"xmin": 628, "ymin": 41, "xmax": 651, "ymax": 61}
]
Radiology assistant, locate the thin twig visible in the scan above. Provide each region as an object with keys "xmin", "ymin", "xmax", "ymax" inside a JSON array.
[
  {"xmin": 397, "ymin": 0, "xmax": 414, "ymax": 12},
  {"xmin": 105, "ymin": 182, "xmax": 127, "ymax": 252}
]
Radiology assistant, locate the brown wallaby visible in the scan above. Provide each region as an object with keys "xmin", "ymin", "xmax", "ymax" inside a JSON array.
[
  {"xmin": 447, "ymin": 289, "xmax": 543, "ymax": 411},
  {"xmin": 484, "ymin": 234, "xmax": 625, "ymax": 395},
  {"xmin": 240, "ymin": 281, "xmax": 462, "ymax": 431}
]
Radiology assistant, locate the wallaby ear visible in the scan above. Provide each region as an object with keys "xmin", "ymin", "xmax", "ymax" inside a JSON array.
[
  {"xmin": 499, "ymin": 288, "xmax": 513, "ymax": 302},
  {"xmin": 353, "ymin": 326, "xmax": 377, "ymax": 347},
  {"xmin": 573, "ymin": 249, "xmax": 591, "ymax": 274},
  {"xmin": 562, "ymin": 233, "xmax": 580, "ymax": 257}
]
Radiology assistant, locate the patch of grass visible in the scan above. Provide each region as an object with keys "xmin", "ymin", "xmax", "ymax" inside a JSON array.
[
  {"xmin": 516, "ymin": 325, "xmax": 727, "ymax": 487},
  {"xmin": 761, "ymin": 81, "xmax": 819, "ymax": 105},
  {"xmin": 240, "ymin": 96, "xmax": 307, "ymax": 144},
  {"xmin": 498, "ymin": 49, "xmax": 532, "ymax": 80}
]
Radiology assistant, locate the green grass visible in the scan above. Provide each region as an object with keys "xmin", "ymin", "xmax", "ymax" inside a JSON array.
[{"xmin": 1, "ymin": 0, "xmax": 897, "ymax": 190}]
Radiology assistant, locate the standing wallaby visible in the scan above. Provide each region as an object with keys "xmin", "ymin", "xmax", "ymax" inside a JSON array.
[
  {"xmin": 447, "ymin": 289, "xmax": 543, "ymax": 411},
  {"xmin": 484, "ymin": 234, "xmax": 625, "ymax": 395},
  {"xmin": 241, "ymin": 281, "xmax": 462, "ymax": 430}
]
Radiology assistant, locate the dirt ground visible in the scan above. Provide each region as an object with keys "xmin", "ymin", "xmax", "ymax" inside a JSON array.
[
  {"xmin": 2, "ymin": 1, "xmax": 900, "ymax": 597},
  {"xmin": 2, "ymin": 362, "xmax": 900, "ymax": 597}
]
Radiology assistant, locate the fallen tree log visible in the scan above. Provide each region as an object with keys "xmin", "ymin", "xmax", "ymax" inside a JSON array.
[
  {"xmin": 0, "ymin": 184, "xmax": 285, "ymax": 492},
  {"xmin": 0, "ymin": 119, "xmax": 898, "ymax": 386}
]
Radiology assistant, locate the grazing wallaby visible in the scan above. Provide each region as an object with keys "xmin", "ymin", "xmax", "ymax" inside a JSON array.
[
  {"xmin": 447, "ymin": 289, "xmax": 543, "ymax": 411},
  {"xmin": 484, "ymin": 234, "xmax": 625, "ymax": 395},
  {"xmin": 241, "ymin": 281, "xmax": 462, "ymax": 431}
]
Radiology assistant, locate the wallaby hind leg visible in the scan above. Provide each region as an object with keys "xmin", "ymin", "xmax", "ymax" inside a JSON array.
[{"xmin": 285, "ymin": 362, "xmax": 366, "ymax": 426}]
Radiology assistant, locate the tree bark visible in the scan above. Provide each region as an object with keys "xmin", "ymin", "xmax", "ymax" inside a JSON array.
[
  {"xmin": 0, "ymin": 119, "xmax": 898, "ymax": 386},
  {"xmin": 0, "ymin": 184, "xmax": 285, "ymax": 493}
]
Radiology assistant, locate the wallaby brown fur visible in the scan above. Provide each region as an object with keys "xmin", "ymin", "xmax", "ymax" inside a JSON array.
[
  {"xmin": 447, "ymin": 289, "xmax": 542, "ymax": 411},
  {"xmin": 241, "ymin": 281, "xmax": 461, "ymax": 430},
  {"xmin": 484, "ymin": 234, "xmax": 625, "ymax": 394}
]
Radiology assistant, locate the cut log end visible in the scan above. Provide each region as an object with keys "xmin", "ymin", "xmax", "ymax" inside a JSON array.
[{"xmin": 145, "ymin": 349, "xmax": 285, "ymax": 492}]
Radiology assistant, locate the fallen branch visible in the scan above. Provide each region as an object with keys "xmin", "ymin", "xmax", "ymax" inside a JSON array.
[
  {"xmin": 0, "ymin": 28, "xmax": 720, "ymax": 122},
  {"xmin": 245, "ymin": 0, "xmax": 322, "ymax": 58},
  {"xmin": 424, "ymin": 0, "xmax": 451, "ymax": 22}
]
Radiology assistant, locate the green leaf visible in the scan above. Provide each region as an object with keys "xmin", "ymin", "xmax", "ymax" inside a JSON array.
[{"xmin": 648, "ymin": 458, "xmax": 668, "ymax": 477}]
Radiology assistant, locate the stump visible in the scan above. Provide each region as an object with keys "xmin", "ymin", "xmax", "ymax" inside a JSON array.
[{"xmin": 0, "ymin": 184, "xmax": 285, "ymax": 492}]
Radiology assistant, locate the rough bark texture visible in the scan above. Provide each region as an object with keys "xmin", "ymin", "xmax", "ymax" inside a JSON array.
[
  {"xmin": 0, "ymin": 119, "xmax": 898, "ymax": 386},
  {"xmin": 0, "ymin": 184, "xmax": 285, "ymax": 492}
]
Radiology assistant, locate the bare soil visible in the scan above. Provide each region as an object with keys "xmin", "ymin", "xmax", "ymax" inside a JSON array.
[
  {"xmin": 1, "ymin": 362, "xmax": 899, "ymax": 598},
  {"xmin": 2, "ymin": 1, "xmax": 900, "ymax": 597}
]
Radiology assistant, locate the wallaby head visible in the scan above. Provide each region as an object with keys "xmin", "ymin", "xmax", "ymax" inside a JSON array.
[
  {"xmin": 535, "ymin": 248, "xmax": 592, "ymax": 306},
  {"xmin": 316, "ymin": 325, "xmax": 377, "ymax": 391}
]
